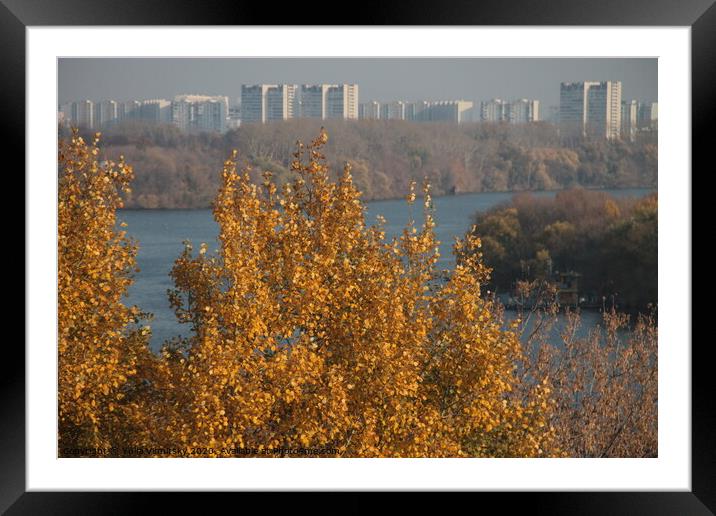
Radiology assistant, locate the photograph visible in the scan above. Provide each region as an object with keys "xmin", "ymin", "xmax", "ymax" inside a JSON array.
[{"xmin": 57, "ymin": 57, "xmax": 659, "ymax": 459}]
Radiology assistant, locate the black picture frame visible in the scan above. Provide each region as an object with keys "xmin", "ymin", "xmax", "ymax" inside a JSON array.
[{"xmin": 7, "ymin": 0, "xmax": 710, "ymax": 512}]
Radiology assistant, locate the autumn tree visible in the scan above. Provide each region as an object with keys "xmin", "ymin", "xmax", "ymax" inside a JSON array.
[
  {"xmin": 58, "ymin": 130, "xmax": 156, "ymax": 452},
  {"xmin": 162, "ymin": 130, "xmax": 556, "ymax": 457},
  {"xmin": 514, "ymin": 300, "xmax": 658, "ymax": 457}
]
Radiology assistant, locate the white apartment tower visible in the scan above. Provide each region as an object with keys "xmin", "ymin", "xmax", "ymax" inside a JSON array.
[
  {"xmin": 241, "ymin": 84, "xmax": 298, "ymax": 123},
  {"xmin": 172, "ymin": 94, "xmax": 228, "ymax": 132},
  {"xmin": 94, "ymin": 100, "xmax": 118, "ymax": 129},
  {"xmin": 560, "ymin": 81, "xmax": 622, "ymax": 140},
  {"xmin": 70, "ymin": 100, "xmax": 94, "ymax": 129},
  {"xmin": 300, "ymin": 84, "xmax": 359, "ymax": 120}
]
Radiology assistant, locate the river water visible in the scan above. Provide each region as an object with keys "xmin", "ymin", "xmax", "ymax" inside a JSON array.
[{"xmin": 120, "ymin": 188, "xmax": 651, "ymax": 350}]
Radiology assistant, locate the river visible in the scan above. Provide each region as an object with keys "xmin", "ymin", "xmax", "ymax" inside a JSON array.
[{"xmin": 120, "ymin": 188, "xmax": 651, "ymax": 350}]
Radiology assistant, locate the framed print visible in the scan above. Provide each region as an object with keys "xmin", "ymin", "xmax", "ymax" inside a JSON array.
[{"xmin": 8, "ymin": 0, "xmax": 712, "ymax": 512}]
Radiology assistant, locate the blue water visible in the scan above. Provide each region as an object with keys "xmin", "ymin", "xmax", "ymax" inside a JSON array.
[{"xmin": 120, "ymin": 188, "xmax": 651, "ymax": 350}]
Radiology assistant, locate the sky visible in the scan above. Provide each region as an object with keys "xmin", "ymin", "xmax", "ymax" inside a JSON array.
[{"xmin": 58, "ymin": 58, "xmax": 657, "ymax": 108}]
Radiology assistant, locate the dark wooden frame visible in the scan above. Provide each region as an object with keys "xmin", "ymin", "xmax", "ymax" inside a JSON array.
[{"xmin": 6, "ymin": 0, "xmax": 710, "ymax": 512}]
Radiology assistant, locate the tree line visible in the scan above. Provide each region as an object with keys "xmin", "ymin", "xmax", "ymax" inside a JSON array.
[
  {"xmin": 60, "ymin": 119, "xmax": 657, "ymax": 209},
  {"xmin": 468, "ymin": 188, "xmax": 658, "ymax": 312}
]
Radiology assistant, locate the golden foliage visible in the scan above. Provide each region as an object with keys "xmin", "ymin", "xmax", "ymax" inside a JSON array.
[
  {"xmin": 159, "ymin": 129, "xmax": 556, "ymax": 457},
  {"xmin": 58, "ymin": 130, "xmax": 157, "ymax": 451}
]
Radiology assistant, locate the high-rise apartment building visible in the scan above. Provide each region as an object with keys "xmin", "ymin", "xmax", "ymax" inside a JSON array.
[
  {"xmin": 621, "ymin": 100, "xmax": 638, "ymax": 141},
  {"xmin": 637, "ymin": 101, "xmax": 658, "ymax": 131},
  {"xmin": 171, "ymin": 94, "xmax": 228, "ymax": 132},
  {"xmin": 380, "ymin": 101, "xmax": 406, "ymax": 121},
  {"xmin": 300, "ymin": 84, "xmax": 329, "ymax": 119},
  {"xmin": 70, "ymin": 100, "xmax": 94, "ymax": 129},
  {"xmin": 424, "ymin": 100, "xmax": 473, "ymax": 123},
  {"xmin": 196, "ymin": 100, "xmax": 227, "ymax": 132},
  {"xmin": 300, "ymin": 84, "xmax": 359, "ymax": 120},
  {"xmin": 405, "ymin": 101, "xmax": 431, "ymax": 122},
  {"xmin": 586, "ymin": 81, "xmax": 622, "ymax": 139},
  {"xmin": 241, "ymin": 84, "xmax": 299, "ymax": 123},
  {"xmin": 267, "ymin": 85, "xmax": 298, "ymax": 121},
  {"xmin": 480, "ymin": 99, "xmax": 508, "ymax": 122},
  {"xmin": 560, "ymin": 81, "xmax": 622, "ymax": 140},
  {"xmin": 118, "ymin": 100, "xmax": 141, "ymax": 122},
  {"xmin": 508, "ymin": 99, "xmax": 540, "ymax": 124},
  {"xmin": 559, "ymin": 82, "xmax": 591, "ymax": 138},
  {"xmin": 359, "ymin": 101, "xmax": 381, "ymax": 120},
  {"xmin": 94, "ymin": 100, "xmax": 118, "ymax": 129},
  {"xmin": 140, "ymin": 99, "xmax": 172, "ymax": 124},
  {"xmin": 325, "ymin": 84, "xmax": 359, "ymax": 120}
]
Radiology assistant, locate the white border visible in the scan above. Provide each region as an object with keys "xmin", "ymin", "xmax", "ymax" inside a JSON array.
[{"xmin": 27, "ymin": 27, "xmax": 690, "ymax": 491}]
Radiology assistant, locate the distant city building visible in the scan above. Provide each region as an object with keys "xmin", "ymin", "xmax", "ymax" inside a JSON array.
[
  {"xmin": 172, "ymin": 94, "xmax": 228, "ymax": 132},
  {"xmin": 621, "ymin": 99, "xmax": 638, "ymax": 141},
  {"xmin": 241, "ymin": 85, "xmax": 298, "ymax": 123},
  {"xmin": 326, "ymin": 84, "xmax": 359, "ymax": 120},
  {"xmin": 479, "ymin": 98, "xmax": 539, "ymax": 124},
  {"xmin": 58, "ymin": 103, "xmax": 72, "ymax": 126},
  {"xmin": 359, "ymin": 101, "xmax": 381, "ymax": 120},
  {"xmin": 405, "ymin": 100, "xmax": 431, "ymax": 121},
  {"xmin": 118, "ymin": 100, "xmax": 141, "ymax": 122},
  {"xmin": 508, "ymin": 98, "xmax": 540, "ymax": 124},
  {"xmin": 585, "ymin": 81, "xmax": 622, "ymax": 139},
  {"xmin": 267, "ymin": 84, "xmax": 298, "ymax": 121},
  {"xmin": 637, "ymin": 101, "xmax": 658, "ymax": 131},
  {"xmin": 300, "ymin": 84, "xmax": 359, "ymax": 120},
  {"xmin": 380, "ymin": 101, "xmax": 406, "ymax": 121},
  {"xmin": 69, "ymin": 100, "xmax": 94, "ymax": 129},
  {"xmin": 360, "ymin": 99, "xmax": 473, "ymax": 124},
  {"xmin": 94, "ymin": 100, "xmax": 118, "ymax": 129},
  {"xmin": 424, "ymin": 100, "xmax": 474, "ymax": 124},
  {"xmin": 196, "ymin": 99, "xmax": 227, "ymax": 132},
  {"xmin": 140, "ymin": 99, "xmax": 172, "ymax": 124},
  {"xmin": 480, "ymin": 99, "xmax": 508, "ymax": 122},
  {"xmin": 560, "ymin": 81, "xmax": 622, "ymax": 140},
  {"xmin": 299, "ymin": 84, "xmax": 329, "ymax": 119},
  {"xmin": 227, "ymin": 100, "xmax": 241, "ymax": 129}
]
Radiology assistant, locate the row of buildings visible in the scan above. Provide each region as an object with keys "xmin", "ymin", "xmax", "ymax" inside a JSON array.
[
  {"xmin": 59, "ymin": 95, "xmax": 229, "ymax": 133},
  {"xmin": 59, "ymin": 80, "xmax": 658, "ymax": 141},
  {"xmin": 358, "ymin": 99, "xmax": 476, "ymax": 124},
  {"xmin": 478, "ymin": 98, "xmax": 540, "ymax": 124},
  {"xmin": 558, "ymin": 81, "xmax": 658, "ymax": 141},
  {"xmin": 359, "ymin": 98, "xmax": 539, "ymax": 125},
  {"xmin": 240, "ymin": 84, "xmax": 359, "ymax": 123}
]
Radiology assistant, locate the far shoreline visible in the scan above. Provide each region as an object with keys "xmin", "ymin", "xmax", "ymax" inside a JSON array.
[{"xmin": 118, "ymin": 185, "xmax": 657, "ymax": 212}]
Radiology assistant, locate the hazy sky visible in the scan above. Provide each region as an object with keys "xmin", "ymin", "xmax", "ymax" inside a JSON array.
[{"xmin": 58, "ymin": 58, "xmax": 657, "ymax": 108}]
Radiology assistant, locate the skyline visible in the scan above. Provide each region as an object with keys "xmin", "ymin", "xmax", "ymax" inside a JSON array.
[{"xmin": 58, "ymin": 58, "xmax": 658, "ymax": 108}]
